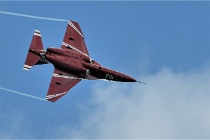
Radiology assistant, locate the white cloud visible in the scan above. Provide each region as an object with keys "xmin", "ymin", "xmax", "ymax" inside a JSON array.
[
  {"xmin": 54, "ymin": 66, "xmax": 210, "ymax": 139},
  {"xmin": 0, "ymin": 109, "xmax": 32, "ymax": 139}
]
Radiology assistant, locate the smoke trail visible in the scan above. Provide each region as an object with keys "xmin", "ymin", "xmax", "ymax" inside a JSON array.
[
  {"xmin": 0, "ymin": 87, "xmax": 46, "ymax": 101},
  {"xmin": 0, "ymin": 11, "xmax": 68, "ymax": 22}
]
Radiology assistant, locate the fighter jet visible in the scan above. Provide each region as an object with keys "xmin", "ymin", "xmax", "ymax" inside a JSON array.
[{"xmin": 23, "ymin": 20, "xmax": 140, "ymax": 102}]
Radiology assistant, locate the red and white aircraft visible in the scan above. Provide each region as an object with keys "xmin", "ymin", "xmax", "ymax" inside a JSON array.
[{"xmin": 23, "ymin": 20, "xmax": 140, "ymax": 102}]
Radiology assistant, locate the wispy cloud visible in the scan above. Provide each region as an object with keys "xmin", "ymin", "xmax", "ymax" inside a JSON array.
[{"xmin": 54, "ymin": 66, "xmax": 210, "ymax": 139}]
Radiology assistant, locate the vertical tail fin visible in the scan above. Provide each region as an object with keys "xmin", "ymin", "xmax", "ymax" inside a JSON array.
[{"xmin": 23, "ymin": 30, "xmax": 47, "ymax": 71}]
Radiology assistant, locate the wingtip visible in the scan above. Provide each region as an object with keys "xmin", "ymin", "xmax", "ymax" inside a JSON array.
[{"xmin": 46, "ymin": 98, "xmax": 56, "ymax": 103}]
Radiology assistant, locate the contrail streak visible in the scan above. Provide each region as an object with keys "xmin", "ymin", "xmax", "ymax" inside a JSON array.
[
  {"xmin": 0, "ymin": 11, "xmax": 68, "ymax": 22},
  {"xmin": 0, "ymin": 87, "xmax": 46, "ymax": 101}
]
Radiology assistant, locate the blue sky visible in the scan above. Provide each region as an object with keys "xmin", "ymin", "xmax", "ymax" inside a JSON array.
[{"xmin": 0, "ymin": 2, "xmax": 210, "ymax": 139}]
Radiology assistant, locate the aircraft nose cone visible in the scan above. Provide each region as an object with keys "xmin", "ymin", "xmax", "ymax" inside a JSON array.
[
  {"xmin": 123, "ymin": 77, "xmax": 137, "ymax": 82},
  {"xmin": 118, "ymin": 73, "xmax": 137, "ymax": 82}
]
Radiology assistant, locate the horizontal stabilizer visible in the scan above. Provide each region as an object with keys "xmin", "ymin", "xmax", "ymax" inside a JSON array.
[{"xmin": 23, "ymin": 30, "xmax": 46, "ymax": 70}]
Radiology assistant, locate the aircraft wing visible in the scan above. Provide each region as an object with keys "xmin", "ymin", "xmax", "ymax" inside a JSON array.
[
  {"xmin": 46, "ymin": 68, "xmax": 81, "ymax": 102},
  {"xmin": 61, "ymin": 20, "xmax": 89, "ymax": 56}
]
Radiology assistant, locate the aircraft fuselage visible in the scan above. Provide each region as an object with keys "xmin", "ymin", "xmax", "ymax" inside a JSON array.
[{"xmin": 45, "ymin": 47, "xmax": 136, "ymax": 82}]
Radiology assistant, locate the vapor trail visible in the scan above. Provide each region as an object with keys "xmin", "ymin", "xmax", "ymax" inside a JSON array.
[
  {"xmin": 0, "ymin": 11, "xmax": 68, "ymax": 22},
  {"xmin": 0, "ymin": 87, "xmax": 46, "ymax": 101}
]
